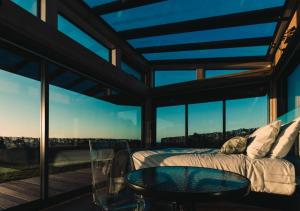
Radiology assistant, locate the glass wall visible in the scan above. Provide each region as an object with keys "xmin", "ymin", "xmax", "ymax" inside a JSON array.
[
  {"xmin": 0, "ymin": 47, "xmax": 40, "ymax": 209},
  {"xmin": 287, "ymin": 64, "xmax": 300, "ymax": 115},
  {"xmin": 156, "ymin": 105, "xmax": 185, "ymax": 146},
  {"xmin": 57, "ymin": 15, "xmax": 110, "ymax": 61},
  {"xmin": 188, "ymin": 101, "xmax": 223, "ymax": 147},
  {"xmin": 155, "ymin": 70, "xmax": 196, "ymax": 87},
  {"xmin": 48, "ymin": 66, "xmax": 141, "ymax": 196},
  {"xmin": 155, "ymin": 96, "xmax": 268, "ymax": 146},
  {"xmin": 226, "ymin": 96, "xmax": 268, "ymax": 139}
]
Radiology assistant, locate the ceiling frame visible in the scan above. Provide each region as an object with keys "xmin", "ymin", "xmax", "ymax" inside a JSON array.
[
  {"xmin": 137, "ymin": 37, "xmax": 273, "ymax": 53},
  {"xmin": 120, "ymin": 7, "xmax": 283, "ymax": 39},
  {"xmin": 93, "ymin": 0, "xmax": 166, "ymax": 15}
]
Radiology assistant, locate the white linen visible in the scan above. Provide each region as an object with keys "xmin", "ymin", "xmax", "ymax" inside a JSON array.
[
  {"xmin": 269, "ymin": 118, "xmax": 300, "ymax": 158},
  {"xmin": 247, "ymin": 120, "xmax": 281, "ymax": 159},
  {"xmin": 132, "ymin": 148, "xmax": 296, "ymax": 195}
]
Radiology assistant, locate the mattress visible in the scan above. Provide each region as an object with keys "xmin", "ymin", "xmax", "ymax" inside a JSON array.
[{"xmin": 132, "ymin": 148, "xmax": 296, "ymax": 195}]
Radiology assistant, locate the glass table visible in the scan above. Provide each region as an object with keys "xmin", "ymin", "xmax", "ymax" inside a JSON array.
[{"xmin": 125, "ymin": 166, "xmax": 250, "ymax": 210}]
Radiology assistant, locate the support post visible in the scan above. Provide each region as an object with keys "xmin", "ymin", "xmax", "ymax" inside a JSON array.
[
  {"xmin": 40, "ymin": 61, "xmax": 49, "ymax": 200},
  {"xmin": 196, "ymin": 68, "xmax": 205, "ymax": 80},
  {"xmin": 269, "ymin": 79, "xmax": 278, "ymax": 122}
]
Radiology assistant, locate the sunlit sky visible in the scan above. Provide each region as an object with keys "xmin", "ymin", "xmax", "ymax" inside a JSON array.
[
  {"xmin": 156, "ymin": 96, "xmax": 268, "ymax": 142},
  {"xmin": 0, "ymin": 70, "xmax": 141, "ymax": 139}
]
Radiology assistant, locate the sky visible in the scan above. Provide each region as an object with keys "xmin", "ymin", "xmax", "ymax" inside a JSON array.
[
  {"xmin": 0, "ymin": 69, "xmax": 141, "ymax": 139},
  {"xmin": 156, "ymin": 97, "xmax": 268, "ymax": 142}
]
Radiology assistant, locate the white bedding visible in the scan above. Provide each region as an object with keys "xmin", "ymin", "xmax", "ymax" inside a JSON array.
[{"xmin": 132, "ymin": 148, "xmax": 296, "ymax": 195}]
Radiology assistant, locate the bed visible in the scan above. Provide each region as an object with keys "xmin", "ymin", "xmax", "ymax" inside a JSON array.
[{"xmin": 132, "ymin": 148, "xmax": 296, "ymax": 196}]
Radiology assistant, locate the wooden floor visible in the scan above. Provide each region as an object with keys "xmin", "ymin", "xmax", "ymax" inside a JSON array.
[{"xmin": 0, "ymin": 168, "xmax": 91, "ymax": 210}]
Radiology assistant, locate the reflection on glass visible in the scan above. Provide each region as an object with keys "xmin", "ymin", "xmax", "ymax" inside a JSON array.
[
  {"xmin": 157, "ymin": 105, "xmax": 185, "ymax": 145},
  {"xmin": 0, "ymin": 48, "xmax": 40, "ymax": 209},
  {"xmin": 10, "ymin": 0, "xmax": 37, "ymax": 15},
  {"xmin": 57, "ymin": 15, "xmax": 110, "ymax": 61},
  {"xmin": 155, "ymin": 70, "xmax": 196, "ymax": 87},
  {"xmin": 205, "ymin": 70, "xmax": 247, "ymax": 78},
  {"xmin": 226, "ymin": 96, "xmax": 268, "ymax": 139},
  {"xmin": 49, "ymin": 69, "xmax": 141, "ymax": 196},
  {"xmin": 188, "ymin": 101, "xmax": 223, "ymax": 147}
]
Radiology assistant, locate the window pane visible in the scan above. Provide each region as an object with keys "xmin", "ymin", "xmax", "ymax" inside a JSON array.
[
  {"xmin": 155, "ymin": 70, "xmax": 196, "ymax": 87},
  {"xmin": 205, "ymin": 70, "xmax": 248, "ymax": 78},
  {"xmin": 283, "ymin": 64, "xmax": 300, "ymax": 123},
  {"xmin": 102, "ymin": 0, "xmax": 284, "ymax": 31},
  {"xmin": 84, "ymin": 0, "xmax": 116, "ymax": 7},
  {"xmin": 188, "ymin": 101, "xmax": 223, "ymax": 147},
  {"xmin": 144, "ymin": 46, "xmax": 269, "ymax": 61},
  {"xmin": 57, "ymin": 15, "xmax": 110, "ymax": 61},
  {"xmin": 10, "ymin": 0, "xmax": 37, "ymax": 16},
  {"xmin": 0, "ymin": 47, "xmax": 40, "ymax": 209},
  {"xmin": 157, "ymin": 105, "xmax": 185, "ymax": 145},
  {"xmin": 226, "ymin": 96, "xmax": 268, "ymax": 139},
  {"xmin": 129, "ymin": 23, "xmax": 276, "ymax": 48},
  {"xmin": 49, "ymin": 68, "xmax": 141, "ymax": 196},
  {"xmin": 121, "ymin": 62, "xmax": 142, "ymax": 80}
]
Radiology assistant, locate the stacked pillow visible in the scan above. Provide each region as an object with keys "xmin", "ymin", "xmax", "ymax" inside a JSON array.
[
  {"xmin": 246, "ymin": 120, "xmax": 281, "ymax": 159},
  {"xmin": 220, "ymin": 117, "xmax": 300, "ymax": 159},
  {"xmin": 269, "ymin": 117, "xmax": 300, "ymax": 158}
]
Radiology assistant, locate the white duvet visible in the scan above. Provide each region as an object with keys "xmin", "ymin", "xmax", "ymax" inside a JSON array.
[{"xmin": 132, "ymin": 148, "xmax": 296, "ymax": 195}]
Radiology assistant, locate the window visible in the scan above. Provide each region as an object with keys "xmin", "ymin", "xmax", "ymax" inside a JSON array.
[
  {"xmin": 10, "ymin": 0, "xmax": 38, "ymax": 16},
  {"xmin": 155, "ymin": 70, "xmax": 196, "ymax": 87},
  {"xmin": 57, "ymin": 15, "xmax": 110, "ymax": 61},
  {"xmin": 0, "ymin": 47, "xmax": 40, "ymax": 209},
  {"xmin": 156, "ymin": 105, "xmax": 185, "ymax": 145},
  {"xmin": 49, "ymin": 67, "xmax": 141, "ymax": 195},
  {"xmin": 226, "ymin": 96, "xmax": 268, "ymax": 139},
  {"xmin": 129, "ymin": 23, "xmax": 276, "ymax": 48},
  {"xmin": 121, "ymin": 62, "xmax": 142, "ymax": 80},
  {"xmin": 284, "ymin": 64, "xmax": 300, "ymax": 123},
  {"xmin": 144, "ymin": 46, "xmax": 269, "ymax": 61},
  {"xmin": 102, "ymin": 0, "xmax": 284, "ymax": 31},
  {"xmin": 205, "ymin": 70, "xmax": 248, "ymax": 78},
  {"xmin": 188, "ymin": 101, "xmax": 223, "ymax": 147}
]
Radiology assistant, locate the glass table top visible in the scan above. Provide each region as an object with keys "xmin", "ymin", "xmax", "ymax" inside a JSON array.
[{"xmin": 126, "ymin": 166, "xmax": 250, "ymax": 195}]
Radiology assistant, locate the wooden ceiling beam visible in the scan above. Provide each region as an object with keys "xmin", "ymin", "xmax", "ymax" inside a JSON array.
[
  {"xmin": 150, "ymin": 56, "xmax": 269, "ymax": 68},
  {"xmin": 120, "ymin": 7, "xmax": 283, "ymax": 39},
  {"xmin": 151, "ymin": 69, "xmax": 271, "ymax": 106},
  {"xmin": 137, "ymin": 37, "xmax": 273, "ymax": 53},
  {"xmin": 93, "ymin": 0, "xmax": 165, "ymax": 15},
  {"xmin": 268, "ymin": 0, "xmax": 299, "ymax": 60},
  {"xmin": 153, "ymin": 61, "xmax": 272, "ymax": 71}
]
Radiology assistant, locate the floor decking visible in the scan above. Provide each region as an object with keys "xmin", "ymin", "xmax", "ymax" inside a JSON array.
[{"xmin": 0, "ymin": 168, "xmax": 91, "ymax": 210}]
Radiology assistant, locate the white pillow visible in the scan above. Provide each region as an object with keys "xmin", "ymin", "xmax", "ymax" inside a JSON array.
[
  {"xmin": 246, "ymin": 120, "xmax": 281, "ymax": 159},
  {"xmin": 269, "ymin": 117, "xmax": 300, "ymax": 158}
]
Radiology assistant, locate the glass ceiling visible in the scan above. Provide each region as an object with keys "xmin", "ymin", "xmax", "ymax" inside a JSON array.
[
  {"xmin": 83, "ymin": 0, "xmax": 286, "ymax": 66},
  {"xmin": 101, "ymin": 0, "xmax": 285, "ymax": 31},
  {"xmin": 144, "ymin": 46, "xmax": 269, "ymax": 61},
  {"xmin": 128, "ymin": 23, "xmax": 276, "ymax": 48}
]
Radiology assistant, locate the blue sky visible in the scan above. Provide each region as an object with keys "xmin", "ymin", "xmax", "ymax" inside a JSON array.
[
  {"xmin": 0, "ymin": 69, "xmax": 141, "ymax": 139},
  {"xmin": 157, "ymin": 97, "xmax": 268, "ymax": 142}
]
